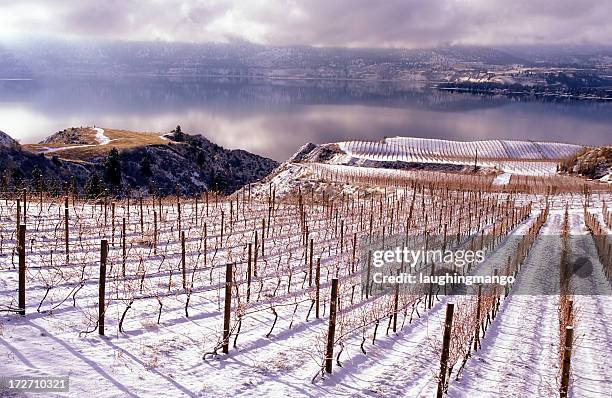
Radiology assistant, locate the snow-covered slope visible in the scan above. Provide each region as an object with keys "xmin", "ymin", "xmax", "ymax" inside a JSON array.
[
  {"xmin": 333, "ymin": 137, "xmax": 583, "ymax": 175},
  {"xmin": 376, "ymin": 137, "xmax": 581, "ymax": 160},
  {"xmin": 286, "ymin": 137, "xmax": 584, "ymax": 176},
  {"xmin": 249, "ymin": 137, "xmax": 590, "ymax": 199}
]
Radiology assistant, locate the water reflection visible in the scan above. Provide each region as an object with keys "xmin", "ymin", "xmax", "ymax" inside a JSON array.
[{"xmin": 0, "ymin": 77, "xmax": 610, "ymax": 161}]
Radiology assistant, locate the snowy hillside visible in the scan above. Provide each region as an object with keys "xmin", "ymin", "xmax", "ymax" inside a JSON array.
[
  {"xmin": 333, "ymin": 137, "xmax": 584, "ymax": 176},
  {"xmin": 250, "ymin": 137, "xmax": 602, "ymax": 198}
]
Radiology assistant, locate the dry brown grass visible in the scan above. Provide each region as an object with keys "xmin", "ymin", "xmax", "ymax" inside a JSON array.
[
  {"xmin": 104, "ymin": 129, "xmax": 169, "ymax": 146},
  {"xmin": 23, "ymin": 127, "xmax": 175, "ymax": 161}
]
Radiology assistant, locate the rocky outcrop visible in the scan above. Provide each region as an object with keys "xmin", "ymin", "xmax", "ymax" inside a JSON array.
[
  {"xmin": 0, "ymin": 128, "xmax": 278, "ymax": 196},
  {"xmin": 40, "ymin": 127, "xmax": 96, "ymax": 145},
  {"xmin": 560, "ymin": 146, "xmax": 612, "ymax": 180},
  {"xmin": 0, "ymin": 130, "xmax": 19, "ymax": 148},
  {"xmin": 115, "ymin": 132, "xmax": 278, "ymax": 195}
]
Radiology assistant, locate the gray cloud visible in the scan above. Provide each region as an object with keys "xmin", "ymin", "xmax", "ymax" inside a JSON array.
[{"xmin": 1, "ymin": 0, "xmax": 610, "ymax": 47}]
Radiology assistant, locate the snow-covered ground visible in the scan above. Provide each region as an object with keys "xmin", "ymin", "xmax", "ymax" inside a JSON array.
[
  {"xmin": 491, "ymin": 172, "xmax": 512, "ymax": 185},
  {"xmin": 334, "ymin": 137, "xmax": 583, "ymax": 176},
  {"xmin": 34, "ymin": 128, "xmax": 111, "ymax": 154},
  {"xmin": 450, "ymin": 213, "xmax": 562, "ymax": 397},
  {"xmin": 0, "ymin": 189, "xmax": 610, "ymax": 397},
  {"xmin": 94, "ymin": 128, "xmax": 110, "ymax": 145},
  {"xmin": 36, "ymin": 145, "xmax": 92, "ymax": 154},
  {"xmin": 450, "ymin": 207, "xmax": 612, "ymax": 397}
]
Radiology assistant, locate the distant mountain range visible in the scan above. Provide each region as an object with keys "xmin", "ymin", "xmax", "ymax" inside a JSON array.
[{"xmin": 2, "ymin": 39, "xmax": 611, "ymax": 80}]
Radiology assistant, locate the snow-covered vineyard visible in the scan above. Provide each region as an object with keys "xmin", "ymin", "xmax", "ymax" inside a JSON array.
[
  {"xmin": 303, "ymin": 162, "xmax": 603, "ymax": 193},
  {"xmin": 0, "ymin": 176, "xmax": 611, "ymax": 397},
  {"xmin": 336, "ymin": 137, "xmax": 584, "ymax": 176}
]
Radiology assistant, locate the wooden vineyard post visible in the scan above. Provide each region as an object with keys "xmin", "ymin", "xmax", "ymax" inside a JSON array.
[
  {"xmin": 253, "ymin": 231, "xmax": 259, "ymax": 278},
  {"xmin": 203, "ymin": 222, "xmax": 208, "ymax": 267},
  {"xmin": 64, "ymin": 197, "xmax": 69, "ymax": 259},
  {"xmin": 437, "ymin": 303, "xmax": 455, "ymax": 398},
  {"xmin": 492, "ymin": 269, "xmax": 499, "ymax": 318},
  {"xmin": 315, "ymin": 258, "xmax": 321, "ymax": 318},
  {"xmin": 18, "ymin": 225, "xmax": 26, "ymax": 316},
  {"xmin": 560, "ymin": 326, "xmax": 574, "ymax": 398},
  {"xmin": 140, "ymin": 197, "xmax": 144, "ymax": 237},
  {"xmin": 428, "ymin": 263, "xmax": 436, "ymax": 309},
  {"xmin": 392, "ymin": 282, "xmax": 399, "ymax": 333},
  {"xmin": 16, "ymin": 199, "xmax": 20, "ymax": 235},
  {"xmin": 474, "ymin": 285, "xmax": 482, "ymax": 351},
  {"xmin": 220, "ymin": 211, "xmax": 224, "ymax": 242},
  {"xmin": 222, "ymin": 263, "xmax": 233, "ymax": 354},
  {"xmin": 22, "ymin": 189, "xmax": 26, "ymax": 224},
  {"xmin": 153, "ymin": 211, "xmax": 158, "ymax": 255},
  {"xmin": 365, "ymin": 250, "xmax": 372, "ymax": 299},
  {"xmin": 122, "ymin": 218, "xmax": 126, "ymax": 277},
  {"xmin": 177, "ymin": 201, "xmax": 182, "ymax": 240},
  {"xmin": 351, "ymin": 232, "xmax": 357, "ymax": 274},
  {"xmin": 247, "ymin": 243, "xmax": 252, "ymax": 303},
  {"xmin": 103, "ymin": 196, "xmax": 108, "ymax": 226},
  {"xmin": 325, "ymin": 278, "xmax": 339, "ymax": 374},
  {"xmin": 181, "ymin": 232, "xmax": 186, "ymax": 290},
  {"xmin": 111, "ymin": 203, "xmax": 115, "ymax": 246},
  {"xmin": 99, "ymin": 240, "xmax": 108, "ymax": 336},
  {"xmin": 267, "ymin": 206, "xmax": 271, "ymax": 237},
  {"xmin": 261, "ymin": 219, "xmax": 265, "ymax": 256},
  {"xmin": 309, "ymin": 238, "xmax": 314, "ymax": 287},
  {"xmin": 195, "ymin": 196, "xmax": 198, "ymax": 227},
  {"xmin": 340, "ymin": 220, "xmax": 344, "ymax": 253}
]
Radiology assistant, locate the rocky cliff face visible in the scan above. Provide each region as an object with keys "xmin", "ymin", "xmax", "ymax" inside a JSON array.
[
  {"xmin": 560, "ymin": 146, "xmax": 612, "ymax": 181},
  {"xmin": 40, "ymin": 127, "xmax": 96, "ymax": 145},
  {"xmin": 0, "ymin": 128, "xmax": 278, "ymax": 196},
  {"xmin": 0, "ymin": 130, "xmax": 19, "ymax": 148},
  {"xmin": 0, "ymin": 145, "xmax": 90, "ymax": 192},
  {"xmin": 114, "ymin": 131, "xmax": 278, "ymax": 195}
]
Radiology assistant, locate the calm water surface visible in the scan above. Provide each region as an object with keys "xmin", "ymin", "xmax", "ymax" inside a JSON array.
[{"xmin": 0, "ymin": 77, "xmax": 610, "ymax": 161}]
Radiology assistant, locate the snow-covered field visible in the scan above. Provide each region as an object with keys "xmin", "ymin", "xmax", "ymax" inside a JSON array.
[
  {"xmin": 0, "ymin": 184, "xmax": 610, "ymax": 397},
  {"xmin": 335, "ymin": 137, "xmax": 583, "ymax": 176}
]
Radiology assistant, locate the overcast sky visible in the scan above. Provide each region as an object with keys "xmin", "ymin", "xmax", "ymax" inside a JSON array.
[{"xmin": 1, "ymin": 0, "xmax": 611, "ymax": 48}]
